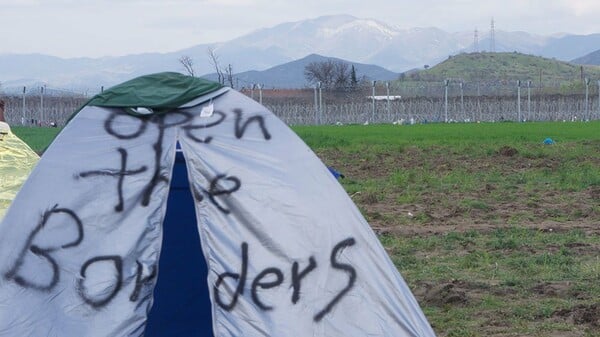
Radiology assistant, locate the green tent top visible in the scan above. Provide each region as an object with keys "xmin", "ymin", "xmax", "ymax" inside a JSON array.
[{"xmin": 86, "ymin": 72, "xmax": 223, "ymax": 113}]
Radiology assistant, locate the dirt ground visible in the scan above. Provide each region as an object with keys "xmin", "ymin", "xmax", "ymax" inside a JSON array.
[
  {"xmin": 320, "ymin": 146, "xmax": 600, "ymax": 237},
  {"xmin": 318, "ymin": 146, "xmax": 600, "ymax": 336}
]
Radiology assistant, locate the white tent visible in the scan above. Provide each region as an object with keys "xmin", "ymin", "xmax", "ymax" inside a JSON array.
[{"xmin": 0, "ymin": 73, "xmax": 435, "ymax": 337}]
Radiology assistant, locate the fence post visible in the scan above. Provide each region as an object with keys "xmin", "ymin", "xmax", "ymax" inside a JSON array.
[
  {"xmin": 40, "ymin": 85, "xmax": 45, "ymax": 126},
  {"xmin": 22, "ymin": 86, "xmax": 26, "ymax": 125},
  {"xmin": 318, "ymin": 82, "xmax": 322, "ymax": 124},
  {"xmin": 585, "ymin": 78, "xmax": 590, "ymax": 121},
  {"xmin": 459, "ymin": 82, "xmax": 464, "ymax": 120},
  {"xmin": 371, "ymin": 80, "xmax": 376, "ymax": 123},
  {"xmin": 527, "ymin": 80, "xmax": 531, "ymax": 121},
  {"xmin": 517, "ymin": 80, "xmax": 521, "ymax": 122},
  {"xmin": 314, "ymin": 84, "xmax": 318, "ymax": 125},
  {"xmin": 386, "ymin": 82, "xmax": 390, "ymax": 120},
  {"xmin": 444, "ymin": 79, "xmax": 449, "ymax": 122}
]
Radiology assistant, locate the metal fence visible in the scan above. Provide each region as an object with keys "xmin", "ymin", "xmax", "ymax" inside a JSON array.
[
  {"xmin": 2, "ymin": 80, "xmax": 599, "ymax": 126},
  {"xmin": 1, "ymin": 86, "xmax": 89, "ymax": 126},
  {"xmin": 259, "ymin": 80, "xmax": 600, "ymax": 125}
]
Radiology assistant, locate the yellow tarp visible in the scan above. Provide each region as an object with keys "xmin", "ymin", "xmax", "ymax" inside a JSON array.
[{"xmin": 0, "ymin": 123, "xmax": 39, "ymax": 220}]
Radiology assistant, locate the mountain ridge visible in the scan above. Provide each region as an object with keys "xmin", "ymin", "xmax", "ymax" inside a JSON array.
[{"xmin": 2, "ymin": 14, "xmax": 600, "ymax": 92}]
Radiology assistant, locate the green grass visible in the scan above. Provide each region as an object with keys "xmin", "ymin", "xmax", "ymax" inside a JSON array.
[
  {"xmin": 381, "ymin": 228, "xmax": 600, "ymax": 336},
  {"xmin": 12, "ymin": 126, "xmax": 61, "ymax": 153}
]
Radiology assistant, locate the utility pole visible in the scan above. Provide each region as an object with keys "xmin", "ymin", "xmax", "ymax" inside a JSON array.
[{"xmin": 473, "ymin": 28, "xmax": 479, "ymax": 53}]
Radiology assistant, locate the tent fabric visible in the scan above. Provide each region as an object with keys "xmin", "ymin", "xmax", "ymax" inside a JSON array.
[
  {"xmin": 0, "ymin": 74, "xmax": 435, "ymax": 337},
  {"xmin": 0, "ymin": 122, "xmax": 39, "ymax": 220}
]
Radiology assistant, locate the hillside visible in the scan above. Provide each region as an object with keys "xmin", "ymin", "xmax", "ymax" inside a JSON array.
[
  {"xmin": 202, "ymin": 54, "xmax": 399, "ymax": 88},
  {"xmin": 572, "ymin": 49, "xmax": 600, "ymax": 65},
  {"xmin": 412, "ymin": 52, "xmax": 600, "ymax": 83}
]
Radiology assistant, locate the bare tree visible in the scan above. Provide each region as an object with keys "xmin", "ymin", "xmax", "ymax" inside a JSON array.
[
  {"xmin": 334, "ymin": 62, "xmax": 350, "ymax": 89},
  {"xmin": 304, "ymin": 60, "xmax": 352, "ymax": 89},
  {"xmin": 207, "ymin": 47, "xmax": 224, "ymax": 85},
  {"xmin": 179, "ymin": 55, "xmax": 195, "ymax": 76}
]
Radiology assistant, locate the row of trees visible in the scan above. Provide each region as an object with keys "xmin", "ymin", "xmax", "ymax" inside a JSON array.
[{"xmin": 303, "ymin": 60, "xmax": 360, "ymax": 90}]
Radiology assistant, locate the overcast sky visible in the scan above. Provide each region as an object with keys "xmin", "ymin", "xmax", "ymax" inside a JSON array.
[{"xmin": 2, "ymin": 0, "xmax": 599, "ymax": 58}]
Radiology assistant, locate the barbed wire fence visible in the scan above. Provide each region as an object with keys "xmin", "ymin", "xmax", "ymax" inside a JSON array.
[
  {"xmin": 261, "ymin": 80, "xmax": 600, "ymax": 125},
  {"xmin": 1, "ymin": 86, "xmax": 91, "ymax": 126},
  {"xmin": 1, "ymin": 79, "xmax": 599, "ymax": 127}
]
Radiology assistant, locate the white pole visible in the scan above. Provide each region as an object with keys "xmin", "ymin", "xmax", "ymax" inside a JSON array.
[
  {"xmin": 371, "ymin": 80, "xmax": 376, "ymax": 122},
  {"xmin": 258, "ymin": 84, "xmax": 263, "ymax": 105},
  {"xmin": 444, "ymin": 79, "xmax": 449, "ymax": 122},
  {"xmin": 460, "ymin": 82, "xmax": 464, "ymax": 120},
  {"xmin": 386, "ymin": 82, "xmax": 390, "ymax": 119}
]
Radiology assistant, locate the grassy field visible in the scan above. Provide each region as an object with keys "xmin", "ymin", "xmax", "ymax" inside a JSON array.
[
  {"xmin": 14, "ymin": 122, "xmax": 600, "ymax": 336},
  {"xmin": 297, "ymin": 122, "xmax": 600, "ymax": 337}
]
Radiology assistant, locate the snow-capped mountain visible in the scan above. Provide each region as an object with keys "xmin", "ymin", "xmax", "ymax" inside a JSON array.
[{"xmin": 1, "ymin": 14, "xmax": 599, "ymax": 92}]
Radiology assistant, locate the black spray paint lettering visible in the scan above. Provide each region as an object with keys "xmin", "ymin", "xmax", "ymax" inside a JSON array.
[
  {"xmin": 192, "ymin": 174, "xmax": 241, "ymax": 214},
  {"xmin": 213, "ymin": 242, "xmax": 248, "ymax": 311},
  {"xmin": 213, "ymin": 238, "xmax": 356, "ymax": 320},
  {"xmin": 233, "ymin": 109, "xmax": 271, "ymax": 140},
  {"xmin": 291, "ymin": 257, "xmax": 317, "ymax": 304},
  {"xmin": 140, "ymin": 115, "xmax": 170, "ymax": 206},
  {"xmin": 129, "ymin": 261, "xmax": 158, "ymax": 302},
  {"xmin": 5, "ymin": 204, "xmax": 156, "ymax": 309},
  {"xmin": 183, "ymin": 110, "xmax": 226, "ymax": 144},
  {"xmin": 98, "ymin": 111, "xmax": 196, "ymax": 210},
  {"xmin": 77, "ymin": 255, "xmax": 123, "ymax": 309},
  {"xmin": 251, "ymin": 268, "xmax": 284, "ymax": 311},
  {"xmin": 79, "ymin": 148, "xmax": 147, "ymax": 212},
  {"xmin": 4, "ymin": 205, "xmax": 83, "ymax": 292},
  {"xmin": 313, "ymin": 237, "xmax": 357, "ymax": 322},
  {"xmin": 104, "ymin": 110, "xmax": 149, "ymax": 140}
]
